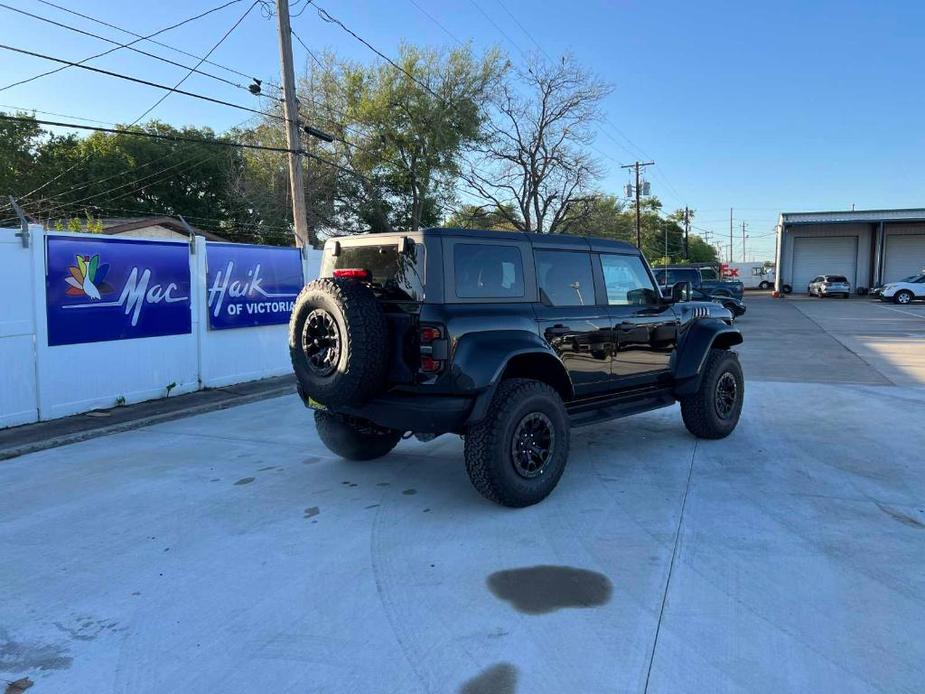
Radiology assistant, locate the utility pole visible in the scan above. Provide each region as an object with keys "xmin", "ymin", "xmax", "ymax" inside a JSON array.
[
  {"xmin": 741, "ymin": 221, "xmax": 747, "ymax": 262},
  {"xmin": 729, "ymin": 207, "xmax": 733, "ymax": 263},
  {"xmin": 683, "ymin": 206, "xmax": 690, "ymax": 260},
  {"xmin": 621, "ymin": 161, "xmax": 655, "ymax": 249},
  {"xmin": 276, "ymin": 0, "xmax": 311, "ymax": 248}
]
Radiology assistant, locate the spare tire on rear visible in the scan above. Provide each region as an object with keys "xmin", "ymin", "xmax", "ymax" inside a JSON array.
[{"xmin": 289, "ymin": 278, "xmax": 388, "ymax": 408}]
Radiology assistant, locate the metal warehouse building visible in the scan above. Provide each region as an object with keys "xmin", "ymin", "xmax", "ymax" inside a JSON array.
[{"xmin": 774, "ymin": 208, "xmax": 925, "ymax": 294}]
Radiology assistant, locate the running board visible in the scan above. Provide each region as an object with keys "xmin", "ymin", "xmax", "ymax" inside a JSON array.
[{"xmin": 566, "ymin": 387, "xmax": 676, "ymax": 428}]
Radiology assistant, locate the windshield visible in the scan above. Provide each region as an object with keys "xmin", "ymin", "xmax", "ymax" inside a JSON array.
[
  {"xmin": 323, "ymin": 242, "xmax": 425, "ymax": 301},
  {"xmin": 897, "ymin": 275, "xmax": 924, "ymax": 283}
]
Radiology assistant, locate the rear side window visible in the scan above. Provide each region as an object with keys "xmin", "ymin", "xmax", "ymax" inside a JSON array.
[
  {"xmin": 454, "ymin": 244, "xmax": 524, "ymax": 298},
  {"xmin": 535, "ymin": 250, "xmax": 595, "ymax": 306}
]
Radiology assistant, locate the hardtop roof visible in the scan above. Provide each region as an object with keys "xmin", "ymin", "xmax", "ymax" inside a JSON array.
[{"xmin": 328, "ymin": 227, "xmax": 640, "ymax": 253}]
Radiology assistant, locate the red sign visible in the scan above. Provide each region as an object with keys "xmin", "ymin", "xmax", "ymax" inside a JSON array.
[{"xmin": 720, "ymin": 263, "xmax": 739, "ymax": 278}]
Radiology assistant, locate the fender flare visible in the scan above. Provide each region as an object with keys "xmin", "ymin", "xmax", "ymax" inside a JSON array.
[
  {"xmin": 673, "ymin": 319, "xmax": 743, "ymax": 396},
  {"xmin": 451, "ymin": 330, "xmax": 573, "ymax": 424}
]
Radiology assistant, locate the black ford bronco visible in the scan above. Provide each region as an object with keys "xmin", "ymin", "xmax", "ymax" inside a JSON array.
[{"xmin": 290, "ymin": 228, "xmax": 744, "ymax": 507}]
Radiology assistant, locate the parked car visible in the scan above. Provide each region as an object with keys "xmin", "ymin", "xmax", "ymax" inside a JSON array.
[
  {"xmin": 877, "ymin": 273, "xmax": 925, "ymax": 304},
  {"xmin": 289, "ymin": 229, "xmax": 745, "ymax": 508},
  {"xmin": 808, "ymin": 275, "xmax": 851, "ymax": 298},
  {"xmin": 654, "ymin": 266, "xmax": 745, "ymax": 299},
  {"xmin": 690, "ymin": 286, "xmax": 746, "ymax": 317}
]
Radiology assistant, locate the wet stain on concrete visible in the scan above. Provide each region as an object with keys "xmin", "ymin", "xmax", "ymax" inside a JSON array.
[
  {"xmin": 460, "ymin": 662, "xmax": 518, "ymax": 694},
  {"xmin": 304, "ymin": 506, "xmax": 320, "ymax": 519},
  {"xmin": 364, "ymin": 504, "xmax": 380, "ymax": 509},
  {"xmin": 376, "ymin": 482, "xmax": 391, "ymax": 487},
  {"xmin": 302, "ymin": 456, "xmax": 320, "ymax": 465},
  {"xmin": 257, "ymin": 466, "xmax": 277, "ymax": 472},
  {"xmin": 402, "ymin": 488, "xmax": 417, "ymax": 496},
  {"xmin": 0, "ymin": 633, "xmax": 72, "ymax": 672},
  {"xmin": 234, "ymin": 477, "xmax": 255, "ymax": 486},
  {"xmin": 422, "ymin": 508, "xmax": 431, "ymax": 513},
  {"xmin": 487, "ymin": 565, "xmax": 613, "ymax": 615},
  {"xmin": 209, "ymin": 478, "xmax": 221, "ymax": 482},
  {"xmin": 53, "ymin": 618, "xmax": 121, "ymax": 642},
  {"xmin": 5, "ymin": 677, "xmax": 33, "ymax": 694},
  {"xmin": 876, "ymin": 502, "xmax": 924, "ymax": 529}
]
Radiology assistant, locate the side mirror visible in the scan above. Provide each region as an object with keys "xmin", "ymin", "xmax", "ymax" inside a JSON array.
[{"xmin": 670, "ymin": 281, "xmax": 692, "ymax": 303}]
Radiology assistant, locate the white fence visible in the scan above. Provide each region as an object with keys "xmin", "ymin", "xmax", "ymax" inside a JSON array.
[{"xmin": 0, "ymin": 225, "xmax": 321, "ymax": 428}]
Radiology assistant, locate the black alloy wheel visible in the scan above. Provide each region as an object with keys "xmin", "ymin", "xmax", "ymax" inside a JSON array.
[
  {"xmin": 714, "ymin": 372, "xmax": 738, "ymax": 420},
  {"xmin": 302, "ymin": 309, "xmax": 341, "ymax": 377},
  {"xmin": 510, "ymin": 412, "xmax": 555, "ymax": 479}
]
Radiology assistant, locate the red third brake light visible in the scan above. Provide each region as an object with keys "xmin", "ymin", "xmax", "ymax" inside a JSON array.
[{"xmin": 333, "ymin": 268, "xmax": 370, "ymax": 280}]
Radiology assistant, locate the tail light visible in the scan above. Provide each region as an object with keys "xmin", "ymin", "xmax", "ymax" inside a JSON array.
[
  {"xmin": 418, "ymin": 325, "xmax": 446, "ymax": 374},
  {"xmin": 333, "ymin": 268, "xmax": 370, "ymax": 280}
]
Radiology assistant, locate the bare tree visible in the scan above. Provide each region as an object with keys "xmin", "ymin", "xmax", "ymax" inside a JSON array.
[{"xmin": 463, "ymin": 55, "xmax": 612, "ymax": 233}]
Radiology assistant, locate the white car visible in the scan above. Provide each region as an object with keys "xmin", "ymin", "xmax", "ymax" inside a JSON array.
[
  {"xmin": 808, "ymin": 274, "xmax": 851, "ymax": 298},
  {"xmin": 880, "ymin": 274, "xmax": 925, "ymax": 304}
]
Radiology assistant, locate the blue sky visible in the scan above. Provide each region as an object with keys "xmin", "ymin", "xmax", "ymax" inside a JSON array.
[{"xmin": 3, "ymin": 0, "xmax": 924, "ymax": 258}]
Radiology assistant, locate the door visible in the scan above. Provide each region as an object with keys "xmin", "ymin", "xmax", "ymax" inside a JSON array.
[
  {"xmin": 792, "ymin": 236, "xmax": 858, "ymax": 292},
  {"xmin": 883, "ymin": 233, "xmax": 925, "ymax": 283},
  {"xmin": 533, "ymin": 249, "xmax": 612, "ymax": 395},
  {"xmin": 599, "ymin": 253, "xmax": 678, "ymax": 380}
]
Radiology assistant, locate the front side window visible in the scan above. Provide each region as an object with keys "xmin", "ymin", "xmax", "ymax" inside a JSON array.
[
  {"xmin": 535, "ymin": 250, "xmax": 594, "ymax": 306},
  {"xmin": 601, "ymin": 254, "xmax": 660, "ymax": 306},
  {"xmin": 454, "ymin": 243, "xmax": 524, "ymax": 298}
]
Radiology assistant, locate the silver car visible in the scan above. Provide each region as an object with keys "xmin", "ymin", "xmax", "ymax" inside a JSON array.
[{"xmin": 808, "ymin": 274, "xmax": 851, "ymax": 298}]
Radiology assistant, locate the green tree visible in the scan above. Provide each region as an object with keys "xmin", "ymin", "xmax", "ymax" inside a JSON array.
[
  {"xmin": 282, "ymin": 44, "xmax": 504, "ymax": 236},
  {"xmin": 444, "ymin": 203, "xmax": 521, "ymax": 230}
]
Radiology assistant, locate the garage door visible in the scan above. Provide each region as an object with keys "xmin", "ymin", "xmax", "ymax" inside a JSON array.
[
  {"xmin": 883, "ymin": 234, "xmax": 925, "ymax": 283},
  {"xmin": 792, "ymin": 236, "xmax": 858, "ymax": 292}
]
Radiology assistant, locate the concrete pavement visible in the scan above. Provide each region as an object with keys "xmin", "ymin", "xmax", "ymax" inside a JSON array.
[{"xmin": 2, "ymin": 296, "xmax": 924, "ymax": 693}]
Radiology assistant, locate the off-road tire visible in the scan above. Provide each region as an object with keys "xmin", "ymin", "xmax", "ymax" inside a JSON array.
[
  {"xmin": 314, "ymin": 410, "xmax": 401, "ymax": 461},
  {"xmin": 680, "ymin": 349, "xmax": 744, "ymax": 440},
  {"xmin": 464, "ymin": 379, "xmax": 570, "ymax": 508},
  {"xmin": 894, "ymin": 290, "xmax": 914, "ymax": 305},
  {"xmin": 289, "ymin": 278, "xmax": 388, "ymax": 408}
]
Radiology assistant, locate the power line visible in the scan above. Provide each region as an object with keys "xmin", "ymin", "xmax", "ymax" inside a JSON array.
[
  {"xmin": 37, "ymin": 150, "xmax": 224, "ymax": 219},
  {"xmin": 0, "ymin": 44, "xmax": 285, "ymax": 122},
  {"xmin": 405, "ymin": 0, "xmax": 464, "ymax": 45},
  {"xmin": 309, "ymin": 2, "xmax": 446, "ymax": 104},
  {"xmin": 0, "ymin": 115, "xmax": 299, "ymax": 152},
  {"xmin": 493, "ymin": 0, "xmax": 551, "ymax": 60},
  {"xmin": 0, "ymin": 103, "xmax": 114, "ymax": 126},
  {"xmin": 0, "ymin": 0, "xmax": 245, "ymax": 93},
  {"xmin": 0, "ymin": 2, "xmax": 250, "ymax": 94},
  {"xmin": 467, "ymin": 0, "xmax": 528, "ymax": 60},
  {"xmin": 32, "ymin": 0, "xmax": 282, "ymax": 94},
  {"xmin": 131, "ymin": 0, "xmax": 260, "ymax": 124}
]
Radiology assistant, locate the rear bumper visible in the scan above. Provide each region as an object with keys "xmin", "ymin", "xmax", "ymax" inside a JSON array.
[{"xmin": 319, "ymin": 391, "xmax": 476, "ymax": 434}]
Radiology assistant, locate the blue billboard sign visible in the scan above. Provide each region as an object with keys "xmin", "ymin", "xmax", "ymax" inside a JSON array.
[
  {"xmin": 45, "ymin": 235, "xmax": 192, "ymax": 346},
  {"xmin": 206, "ymin": 243, "xmax": 304, "ymax": 330}
]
